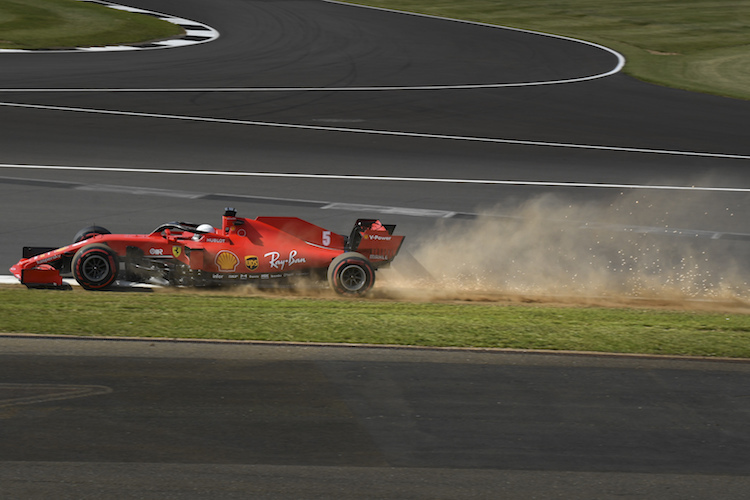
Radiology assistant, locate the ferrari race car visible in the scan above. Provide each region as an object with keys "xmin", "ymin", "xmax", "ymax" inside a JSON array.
[{"xmin": 10, "ymin": 208, "xmax": 404, "ymax": 296}]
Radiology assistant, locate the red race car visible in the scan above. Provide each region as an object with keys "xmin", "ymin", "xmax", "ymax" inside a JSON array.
[{"xmin": 10, "ymin": 208, "xmax": 404, "ymax": 296}]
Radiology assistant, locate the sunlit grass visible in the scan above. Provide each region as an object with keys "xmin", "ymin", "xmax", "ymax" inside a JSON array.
[
  {"xmin": 2, "ymin": 287, "xmax": 749, "ymax": 358},
  {"xmin": 0, "ymin": 0, "xmax": 182, "ymax": 49}
]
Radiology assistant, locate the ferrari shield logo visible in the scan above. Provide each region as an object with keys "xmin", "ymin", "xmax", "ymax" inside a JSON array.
[
  {"xmin": 172, "ymin": 246, "xmax": 183, "ymax": 258},
  {"xmin": 245, "ymin": 255, "xmax": 259, "ymax": 271}
]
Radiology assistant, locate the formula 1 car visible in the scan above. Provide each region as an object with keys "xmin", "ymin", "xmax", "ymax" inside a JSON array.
[{"xmin": 10, "ymin": 208, "xmax": 404, "ymax": 296}]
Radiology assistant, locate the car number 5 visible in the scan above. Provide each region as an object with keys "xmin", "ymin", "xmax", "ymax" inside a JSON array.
[{"xmin": 322, "ymin": 231, "xmax": 331, "ymax": 246}]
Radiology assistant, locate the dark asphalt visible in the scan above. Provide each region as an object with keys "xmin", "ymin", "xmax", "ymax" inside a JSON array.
[
  {"xmin": 0, "ymin": 0, "xmax": 749, "ymax": 497},
  {"xmin": 1, "ymin": 336, "xmax": 749, "ymax": 499}
]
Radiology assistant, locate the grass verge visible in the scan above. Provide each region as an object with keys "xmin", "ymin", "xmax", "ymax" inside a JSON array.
[
  {"xmin": 343, "ymin": 0, "xmax": 750, "ymax": 101},
  {"xmin": 1, "ymin": 287, "xmax": 749, "ymax": 358},
  {"xmin": 0, "ymin": 0, "xmax": 182, "ymax": 49}
]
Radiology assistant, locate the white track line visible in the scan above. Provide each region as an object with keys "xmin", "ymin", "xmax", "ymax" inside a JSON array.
[
  {"xmin": 323, "ymin": 0, "xmax": 626, "ymax": 89},
  {"xmin": 0, "ymin": 0, "xmax": 620, "ymax": 89},
  {"xmin": 0, "ymin": 383, "xmax": 113, "ymax": 408},
  {"xmin": 0, "ymin": 100, "xmax": 747, "ymax": 160},
  {"xmin": 2, "ymin": 163, "xmax": 749, "ymax": 193},
  {"xmin": 0, "ymin": 3, "xmax": 745, "ymax": 161}
]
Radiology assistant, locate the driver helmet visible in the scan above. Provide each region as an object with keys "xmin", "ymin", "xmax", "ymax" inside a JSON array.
[{"xmin": 193, "ymin": 223, "xmax": 215, "ymax": 240}]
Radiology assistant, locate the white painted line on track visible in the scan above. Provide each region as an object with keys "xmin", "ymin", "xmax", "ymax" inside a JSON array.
[
  {"xmin": 75, "ymin": 184, "xmax": 204, "ymax": 199},
  {"xmin": 0, "ymin": 383, "xmax": 113, "ymax": 408},
  {"xmin": 2, "ymin": 163, "xmax": 750, "ymax": 193},
  {"xmin": 3, "ymin": 175, "xmax": 750, "ymax": 248},
  {"xmin": 323, "ymin": 0, "xmax": 626, "ymax": 88},
  {"xmin": 3, "ymin": 174, "xmax": 750, "ymax": 243},
  {"xmin": 0, "ymin": 275, "xmax": 157, "ymax": 289},
  {"xmin": 322, "ymin": 203, "xmax": 457, "ymax": 218},
  {"xmin": 0, "ymin": 82, "xmax": 605, "ymax": 91},
  {"xmin": 0, "ymin": 0, "xmax": 621, "ymax": 89},
  {"xmin": 0, "ymin": 101, "xmax": 747, "ymax": 161},
  {"xmin": 0, "ymin": 2, "xmax": 744, "ymax": 163}
]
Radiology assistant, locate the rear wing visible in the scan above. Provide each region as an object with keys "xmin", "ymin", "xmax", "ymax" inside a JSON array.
[{"xmin": 347, "ymin": 219, "xmax": 404, "ymax": 267}]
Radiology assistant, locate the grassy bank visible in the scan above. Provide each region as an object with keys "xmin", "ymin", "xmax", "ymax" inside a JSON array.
[
  {"xmin": 0, "ymin": 0, "xmax": 182, "ymax": 49},
  {"xmin": 1, "ymin": 287, "xmax": 749, "ymax": 358},
  {"xmin": 345, "ymin": 0, "xmax": 750, "ymax": 101}
]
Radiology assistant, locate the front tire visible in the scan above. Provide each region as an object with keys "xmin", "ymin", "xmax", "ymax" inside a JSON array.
[
  {"xmin": 327, "ymin": 252, "xmax": 375, "ymax": 296},
  {"xmin": 73, "ymin": 225, "xmax": 111, "ymax": 243},
  {"xmin": 72, "ymin": 244, "xmax": 118, "ymax": 290}
]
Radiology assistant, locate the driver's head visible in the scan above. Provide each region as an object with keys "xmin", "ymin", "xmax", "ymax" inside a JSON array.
[{"xmin": 193, "ymin": 224, "xmax": 215, "ymax": 240}]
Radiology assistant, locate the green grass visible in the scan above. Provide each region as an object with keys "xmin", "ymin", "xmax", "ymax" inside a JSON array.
[
  {"xmin": 0, "ymin": 0, "xmax": 182, "ymax": 49},
  {"xmin": 2, "ymin": 1, "xmax": 746, "ymax": 99},
  {"xmin": 1, "ymin": 287, "xmax": 749, "ymax": 358},
  {"xmin": 344, "ymin": 0, "xmax": 750, "ymax": 100}
]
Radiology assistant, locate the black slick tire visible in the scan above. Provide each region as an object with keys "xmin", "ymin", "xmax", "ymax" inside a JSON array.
[
  {"xmin": 73, "ymin": 225, "xmax": 111, "ymax": 243},
  {"xmin": 327, "ymin": 252, "xmax": 375, "ymax": 296},
  {"xmin": 72, "ymin": 244, "xmax": 118, "ymax": 290}
]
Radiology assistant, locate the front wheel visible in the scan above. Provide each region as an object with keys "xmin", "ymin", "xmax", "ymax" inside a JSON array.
[
  {"xmin": 73, "ymin": 225, "xmax": 111, "ymax": 243},
  {"xmin": 72, "ymin": 244, "xmax": 118, "ymax": 290},
  {"xmin": 327, "ymin": 252, "xmax": 375, "ymax": 296}
]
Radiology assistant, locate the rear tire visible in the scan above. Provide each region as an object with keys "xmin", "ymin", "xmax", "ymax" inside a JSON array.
[
  {"xmin": 73, "ymin": 225, "xmax": 111, "ymax": 243},
  {"xmin": 327, "ymin": 252, "xmax": 375, "ymax": 296},
  {"xmin": 72, "ymin": 244, "xmax": 118, "ymax": 290}
]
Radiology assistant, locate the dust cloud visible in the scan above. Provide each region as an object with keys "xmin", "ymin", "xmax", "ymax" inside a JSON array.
[{"xmin": 384, "ymin": 191, "xmax": 750, "ymax": 309}]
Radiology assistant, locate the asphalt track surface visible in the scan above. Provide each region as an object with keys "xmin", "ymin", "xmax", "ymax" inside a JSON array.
[
  {"xmin": 1, "ymin": 0, "xmax": 750, "ymax": 497},
  {"xmin": 1, "ymin": 336, "xmax": 750, "ymax": 499}
]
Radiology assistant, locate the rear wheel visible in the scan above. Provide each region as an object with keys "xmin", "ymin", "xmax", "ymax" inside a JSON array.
[
  {"xmin": 72, "ymin": 244, "xmax": 118, "ymax": 290},
  {"xmin": 73, "ymin": 225, "xmax": 111, "ymax": 243},
  {"xmin": 327, "ymin": 252, "xmax": 375, "ymax": 296}
]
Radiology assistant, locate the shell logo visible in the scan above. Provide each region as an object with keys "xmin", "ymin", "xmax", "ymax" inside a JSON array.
[{"xmin": 215, "ymin": 250, "xmax": 239, "ymax": 272}]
